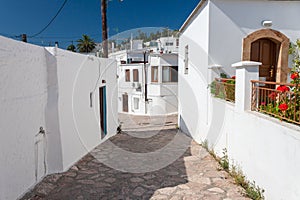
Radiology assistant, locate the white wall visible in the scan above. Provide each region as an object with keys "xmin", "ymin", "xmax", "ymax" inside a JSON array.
[
  {"xmin": 117, "ymin": 53, "xmax": 179, "ymax": 116},
  {"xmin": 179, "ymin": 0, "xmax": 300, "ymax": 140},
  {"xmin": 179, "ymin": 1, "xmax": 300, "ymax": 198},
  {"xmin": 209, "ymin": 0, "xmax": 300, "ymax": 76},
  {"xmin": 179, "ymin": 58, "xmax": 300, "ymax": 199},
  {"xmin": 178, "ymin": 0, "xmax": 210, "ymax": 136},
  {"xmin": 0, "ymin": 36, "xmax": 118, "ymax": 200},
  {"xmin": 0, "ymin": 36, "xmax": 53, "ymax": 200},
  {"xmin": 206, "ymin": 98, "xmax": 300, "ymax": 200},
  {"xmin": 117, "ymin": 64, "xmax": 145, "ymax": 115},
  {"xmin": 147, "ymin": 54, "xmax": 178, "ymax": 115},
  {"xmin": 147, "ymin": 83, "xmax": 178, "ymax": 115},
  {"xmin": 47, "ymin": 48, "xmax": 118, "ymax": 170},
  {"xmin": 158, "ymin": 37, "xmax": 179, "ymax": 53}
]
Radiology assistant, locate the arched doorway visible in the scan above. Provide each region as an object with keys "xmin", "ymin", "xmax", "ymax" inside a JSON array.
[
  {"xmin": 242, "ymin": 29, "xmax": 290, "ymax": 83},
  {"xmin": 250, "ymin": 38, "xmax": 279, "ymax": 82}
]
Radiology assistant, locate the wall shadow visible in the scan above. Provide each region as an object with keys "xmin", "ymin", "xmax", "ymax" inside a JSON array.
[{"xmin": 21, "ymin": 129, "xmax": 192, "ymax": 200}]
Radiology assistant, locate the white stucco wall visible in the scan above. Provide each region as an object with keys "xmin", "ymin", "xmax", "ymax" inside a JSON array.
[
  {"xmin": 179, "ymin": 0, "xmax": 300, "ymax": 143},
  {"xmin": 47, "ymin": 48, "xmax": 118, "ymax": 170},
  {"xmin": 0, "ymin": 36, "xmax": 52, "ymax": 200},
  {"xmin": 207, "ymin": 98, "xmax": 300, "ymax": 200},
  {"xmin": 178, "ymin": 0, "xmax": 210, "ymax": 137},
  {"xmin": 117, "ymin": 53, "xmax": 178, "ymax": 116},
  {"xmin": 147, "ymin": 54, "xmax": 178, "ymax": 115},
  {"xmin": 118, "ymin": 64, "xmax": 145, "ymax": 115},
  {"xmin": 209, "ymin": 0, "xmax": 300, "ymax": 76},
  {"xmin": 0, "ymin": 36, "xmax": 118, "ymax": 200},
  {"xmin": 178, "ymin": 1, "xmax": 300, "ymax": 199}
]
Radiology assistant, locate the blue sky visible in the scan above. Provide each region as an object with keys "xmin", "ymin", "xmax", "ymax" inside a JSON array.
[{"xmin": 0, "ymin": 0, "xmax": 199, "ymax": 48}]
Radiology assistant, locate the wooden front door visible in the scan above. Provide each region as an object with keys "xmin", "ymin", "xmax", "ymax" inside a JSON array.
[
  {"xmin": 122, "ymin": 94, "xmax": 128, "ymax": 112},
  {"xmin": 251, "ymin": 39, "xmax": 279, "ymax": 82}
]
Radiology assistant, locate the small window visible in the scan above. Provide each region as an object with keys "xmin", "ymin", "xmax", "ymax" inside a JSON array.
[
  {"xmin": 165, "ymin": 42, "xmax": 174, "ymax": 46},
  {"xmin": 176, "ymin": 39, "xmax": 179, "ymax": 47},
  {"xmin": 162, "ymin": 66, "xmax": 178, "ymax": 82},
  {"xmin": 133, "ymin": 69, "xmax": 139, "ymax": 82},
  {"xmin": 125, "ymin": 69, "xmax": 130, "ymax": 82},
  {"xmin": 184, "ymin": 45, "xmax": 189, "ymax": 74},
  {"xmin": 151, "ymin": 66, "xmax": 158, "ymax": 83},
  {"xmin": 133, "ymin": 98, "xmax": 139, "ymax": 110}
]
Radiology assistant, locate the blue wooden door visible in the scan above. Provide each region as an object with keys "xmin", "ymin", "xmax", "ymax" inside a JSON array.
[{"xmin": 99, "ymin": 86, "xmax": 107, "ymax": 138}]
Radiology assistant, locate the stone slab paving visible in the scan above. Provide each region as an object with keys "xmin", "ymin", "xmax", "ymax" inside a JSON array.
[{"xmin": 21, "ymin": 114, "xmax": 249, "ymax": 200}]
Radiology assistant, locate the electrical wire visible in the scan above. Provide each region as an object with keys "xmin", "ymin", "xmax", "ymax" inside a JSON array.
[{"xmin": 29, "ymin": 0, "xmax": 68, "ymax": 38}]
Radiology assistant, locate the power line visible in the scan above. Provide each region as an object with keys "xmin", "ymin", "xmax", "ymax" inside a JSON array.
[{"xmin": 29, "ymin": 0, "xmax": 68, "ymax": 38}]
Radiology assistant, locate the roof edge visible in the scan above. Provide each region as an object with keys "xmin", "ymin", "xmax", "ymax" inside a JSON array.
[{"xmin": 179, "ymin": 0, "xmax": 207, "ymax": 33}]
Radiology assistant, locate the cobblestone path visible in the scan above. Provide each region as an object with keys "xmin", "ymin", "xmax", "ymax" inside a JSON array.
[{"xmin": 21, "ymin": 115, "xmax": 249, "ymax": 200}]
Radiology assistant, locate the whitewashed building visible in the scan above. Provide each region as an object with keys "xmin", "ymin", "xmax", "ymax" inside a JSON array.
[
  {"xmin": 157, "ymin": 36, "xmax": 179, "ymax": 54},
  {"xmin": 116, "ymin": 51, "xmax": 178, "ymax": 115},
  {"xmin": 178, "ymin": 1, "xmax": 300, "ymax": 200},
  {"xmin": 0, "ymin": 36, "xmax": 118, "ymax": 200}
]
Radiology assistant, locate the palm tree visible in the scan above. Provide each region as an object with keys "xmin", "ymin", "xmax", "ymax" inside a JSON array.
[
  {"xmin": 76, "ymin": 34, "xmax": 96, "ymax": 53},
  {"xmin": 67, "ymin": 44, "xmax": 76, "ymax": 52}
]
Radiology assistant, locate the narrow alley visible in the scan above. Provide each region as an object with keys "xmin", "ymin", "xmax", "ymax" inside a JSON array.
[{"xmin": 21, "ymin": 114, "xmax": 249, "ymax": 200}]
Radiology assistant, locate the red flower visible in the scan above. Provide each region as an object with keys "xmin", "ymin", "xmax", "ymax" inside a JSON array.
[
  {"xmin": 291, "ymin": 73, "xmax": 299, "ymax": 80},
  {"xmin": 268, "ymin": 92, "xmax": 277, "ymax": 100},
  {"xmin": 261, "ymin": 102, "xmax": 266, "ymax": 106},
  {"xmin": 277, "ymin": 85, "xmax": 290, "ymax": 92},
  {"xmin": 231, "ymin": 76, "xmax": 236, "ymax": 79},
  {"xmin": 278, "ymin": 103, "xmax": 288, "ymax": 111}
]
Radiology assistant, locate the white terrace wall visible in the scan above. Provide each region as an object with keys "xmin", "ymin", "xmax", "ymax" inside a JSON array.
[
  {"xmin": 180, "ymin": 61, "xmax": 300, "ymax": 200},
  {"xmin": 0, "ymin": 36, "xmax": 118, "ymax": 200},
  {"xmin": 179, "ymin": 0, "xmax": 300, "ymax": 137},
  {"xmin": 208, "ymin": 0, "xmax": 300, "ymax": 76},
  {"xmin": 179, "ymin": 1, "xmax": 300, "ymax": 198},
  {"xmin": 209, "ymin": 98, "xmax": 300, "ymax": 200}
]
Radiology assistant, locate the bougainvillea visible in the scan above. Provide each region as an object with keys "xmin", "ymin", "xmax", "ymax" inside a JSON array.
[
  {"xmin": 268, "ymin": 92, "xmax": 277, "ymax": 101},
  {"xmin": 259, "ymin": 40, "xmax": 300, "ymax": 124},
  {"xmin": 291, "ymin": 72, "xmax": 299, "ymax": 80},
  {"xmin": 278, "ymin": 103, "xmax": 288, "ymax": 112},
  {"xmin": 276, "ymin": 85, "xmax": 290, "ymax": 93}
]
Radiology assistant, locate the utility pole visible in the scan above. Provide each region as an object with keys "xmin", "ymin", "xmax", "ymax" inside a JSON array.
[
  {"xmin": 101, "ymin": 0, "xmax": 108, "ymax": 58},
  {"xmin": 101, "ymin": 0, "xmax": 123, "ymax": 58}
]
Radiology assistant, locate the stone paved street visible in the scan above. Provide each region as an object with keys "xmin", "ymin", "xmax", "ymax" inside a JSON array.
[{"xmin": 21, "ymin": 114, "xmax": 249, "ymax": 200}]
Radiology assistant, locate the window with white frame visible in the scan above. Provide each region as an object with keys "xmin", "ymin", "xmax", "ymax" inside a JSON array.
[
  {"xmin": 165, "ymin": 42, "xmax": 174, "ymax": 46},
  {"xmin": 151, "ymin": 66, "xmax": 158, "ymax": 83},
  {"xmin": 125, "ymin": 69, "xmax": 130, "ymax": 82},
  {"xmin": 162, "ymin": 66, "xmax": 178, "ymax": 82},
  {"xmin": 133, "ymin": 69, "xmax": 139, "ymax": 82},
  {"xmin": 133, "ymin": 97, "xmax": 139, "ymax": 110},
  {"xmin": 184, "ymin": 45, "xmax": 189, "ymax": 74},
  {"xmin": 176, "ymin": 39, "xmax": 179, "ymax": 47}
]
